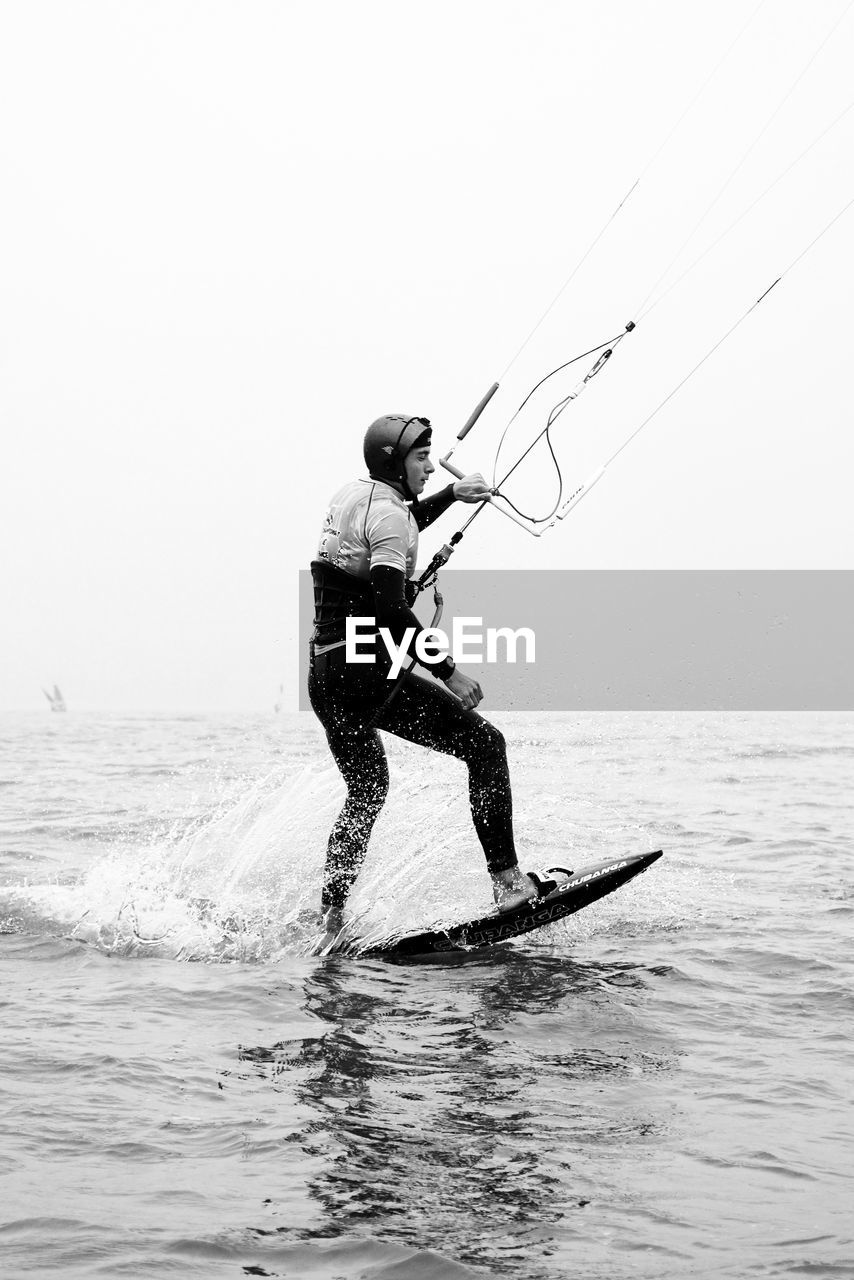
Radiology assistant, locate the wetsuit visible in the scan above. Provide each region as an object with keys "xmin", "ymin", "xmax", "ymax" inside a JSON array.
[{"xmin": 308, "ymin": 477, "xmax": 518, "ymax": 915}]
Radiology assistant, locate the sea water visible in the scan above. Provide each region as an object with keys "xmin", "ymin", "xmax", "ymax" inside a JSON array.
[{"xmin": 1, "ymin": 710, "xmax": 852, "ymax": 1279}]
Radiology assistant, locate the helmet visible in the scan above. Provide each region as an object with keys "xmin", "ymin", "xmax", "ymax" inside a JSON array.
[{"xmin": 363, "ymin": 415, "xmax": 432, "ymax": 496}]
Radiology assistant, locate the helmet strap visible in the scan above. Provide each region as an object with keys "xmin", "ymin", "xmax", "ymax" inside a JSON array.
[{"xmin": 393, "ymin": 416, "xmax": 427, "ymax": 501}]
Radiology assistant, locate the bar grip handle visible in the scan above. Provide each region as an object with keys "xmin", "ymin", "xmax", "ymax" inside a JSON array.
[
  {"xmin": 439, "ymin": 455, "xmax": 466, "ymax": 479},
  {"xmin": 457, "ymin": 382, "xmax": 499, "ymax": 439}
]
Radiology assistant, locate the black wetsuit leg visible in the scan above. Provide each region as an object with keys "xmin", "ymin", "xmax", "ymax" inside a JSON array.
[
  {"xmin": 378, "ymin": 674, "xmax": 517, "ymax": 876},
  {"xmin": 308, "ymin": 667, "xmax": 390, "ymax": 915},
  {"xmin": 308, "ymin": 662, "xmax": 517, "ymax": 913}
]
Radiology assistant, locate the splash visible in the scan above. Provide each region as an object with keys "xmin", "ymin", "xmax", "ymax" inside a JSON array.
[{"xmin": 3, "ymin": 753, "xmax": 494, "ymax": 963}]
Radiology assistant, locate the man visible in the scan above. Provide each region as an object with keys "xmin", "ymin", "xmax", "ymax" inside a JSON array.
[{"xmin": 308, "ymin": 413, "xmax": 537, "ymax": 944}]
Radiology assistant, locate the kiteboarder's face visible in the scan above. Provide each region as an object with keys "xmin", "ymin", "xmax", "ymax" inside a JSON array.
[{"xmin": 404, "ymin": 446, "xmax": 434, "ymax": 495}]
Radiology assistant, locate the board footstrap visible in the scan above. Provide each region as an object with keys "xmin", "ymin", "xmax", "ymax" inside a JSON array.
[{"xmin": 527, "ymin": 866, "xmax": 574, "ymax": 897}]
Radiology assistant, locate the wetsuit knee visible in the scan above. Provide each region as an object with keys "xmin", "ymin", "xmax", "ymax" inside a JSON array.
[
  {"xmin": 469, "ymin": 719, "xmax": 507, "ymax": 768},
  {"xmin": 350, "ymin": 771, "xmax": 389, "ymax": 817},
  {"xmin": 321, "ymin": 769, "xmax": 388, "ymax": 913}
]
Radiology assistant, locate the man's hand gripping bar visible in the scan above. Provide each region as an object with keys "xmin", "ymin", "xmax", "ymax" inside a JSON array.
[{"xmin": 439, "ymin": 382, "xmax": 542, "ymax": 538}]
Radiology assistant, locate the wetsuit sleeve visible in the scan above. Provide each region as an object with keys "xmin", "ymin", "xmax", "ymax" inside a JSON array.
[
  {"xmin": 370, "ymin": 565, "xmax": 454, "ymax": 679},
  {"xmin": 410, "ymin": 483, "xmax": 456, "ymax": 531},
  {"xmin": 364, "ymin": 502, "xmax": 412, "ymax": 574}
]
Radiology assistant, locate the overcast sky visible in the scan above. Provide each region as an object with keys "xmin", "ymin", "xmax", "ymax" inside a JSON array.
[{"xmin": 2, "ymin": 0, "xmax": 852, "ymax": 711}]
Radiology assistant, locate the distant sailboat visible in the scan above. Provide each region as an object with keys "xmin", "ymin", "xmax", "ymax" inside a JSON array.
[{"xmin": 43, "ymin": 684, "xmax": 67, "ymax": 712}]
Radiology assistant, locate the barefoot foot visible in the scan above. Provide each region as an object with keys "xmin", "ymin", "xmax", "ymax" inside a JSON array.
[{"xmin": 491, "ymin": 867, "xmax": 538, "ymax": 912}]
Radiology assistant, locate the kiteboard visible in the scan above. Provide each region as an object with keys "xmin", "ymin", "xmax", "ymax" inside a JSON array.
[{"xmin": 353, "ymin": 848, "xmax": 663, "ymax": 958}]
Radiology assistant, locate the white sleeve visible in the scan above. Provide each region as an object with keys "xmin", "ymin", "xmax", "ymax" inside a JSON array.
[{"xmin": 364, "ymin": 503, "xmax": 411, "ymax": 573}]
